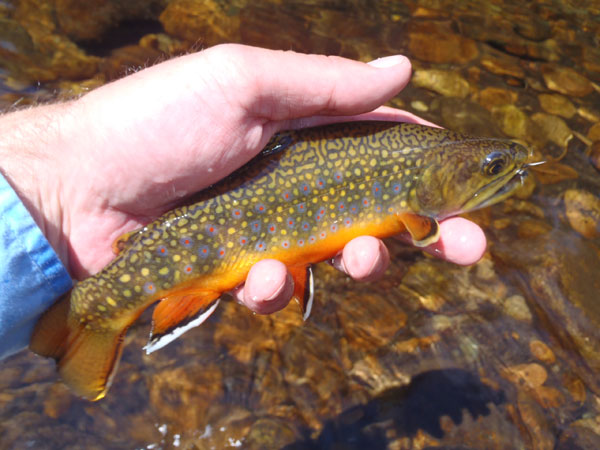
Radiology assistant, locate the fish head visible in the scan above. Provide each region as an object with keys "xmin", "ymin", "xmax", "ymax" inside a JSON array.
[{"xmin": 408, "ymin": 138, "xmax": 530, "ymax": 219}]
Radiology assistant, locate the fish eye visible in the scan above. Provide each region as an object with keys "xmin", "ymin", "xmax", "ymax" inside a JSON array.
[{"xmin": 483, "ymin": 152, "xmax": 507, "ymax": 176}]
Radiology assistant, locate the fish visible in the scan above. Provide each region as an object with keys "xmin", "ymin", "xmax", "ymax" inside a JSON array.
[{"xmin": 30, "ymin": 121, "xmax": 530, "ymax": 400}]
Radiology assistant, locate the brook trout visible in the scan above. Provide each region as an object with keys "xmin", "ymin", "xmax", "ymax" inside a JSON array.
[{"xmin": 30, "ymin": 121, "xmax": 529, "ymax": 400}]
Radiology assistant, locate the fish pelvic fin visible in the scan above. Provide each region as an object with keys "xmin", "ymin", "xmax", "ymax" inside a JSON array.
[
  {"xmin": 397, "ymin": 212, "xmax": 440, "ymax": 247},
  {"xmin": 111, "ymin": 227, "xmax": 143, "ymax": 255},
  {"xmin": 30, "ymin": 293, "xmax": 127, "ymax": 401},
  {"xmin": 144, "ymin": 290, "xmax": 221, "ymax": 354},
  {"xmin": 288, "ymin": 265, "xmax": 314, "ymax": 321}
]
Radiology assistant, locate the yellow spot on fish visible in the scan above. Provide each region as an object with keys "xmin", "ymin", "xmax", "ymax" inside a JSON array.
[
  {"xmin": 159, "ymin": 267, "xmax": 169, "ymax": 275},
  {"xmin": 173, "ymin": 255, "xmax": 181, "ymax": 262},
  {"xmin": 141, "ymin": 268, "xmax": 150, "ymax": 277},
  {"xmin": 119, "ymin": 274, "xmax": 131, "ymax": 283},
  {"xmin": 228, "ymin": 227, "xmax": 236, "ymax": 235},
  {"xmin": 106, "ymin": 297, "xmax": 117, "ymax": 306},
  {"xmin": 97, "ymin": 304, "xmax": 107, "ymax": 312},
  {"xmin": 123, "ymin": 290, "xmax": 132, "ymax": 298}
]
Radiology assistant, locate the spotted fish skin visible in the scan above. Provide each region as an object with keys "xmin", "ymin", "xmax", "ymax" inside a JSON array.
[{"xmin": 30, "ymin": 121, "xmax": 529, "ymax": 400}]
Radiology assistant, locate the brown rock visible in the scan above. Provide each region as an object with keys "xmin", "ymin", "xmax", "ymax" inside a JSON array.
[
  {"xmin": 53, "ymin": 0, "xmax": 166, "ymax": 41},
  {"xmin": 408, "ymin": 32, "xmax": 479, "ymax": 64},
  {"xmin": 502, "ymin": 363, "xmax": 548, "ymax": 389},
  {"xmin": 563, "ymin": 374, "xmax": 586, "ymax": 404},
  {"xmin": 478, "ymin": 87, "xmax": 518, "ymax": 110},
  {"xmin": 337, "ymin": 293, "xmax": 407, "ymax": 350},
  {"xmin": 491, "ymin": 104, "xmax": 530, "ymax": 140},
  {"xmin": 564, "ymin": 189, "xmax": 600, "ymax": 239},
  {"xmin": 148, "ymin": 364, "xmax": 224, "ymax": 430},
  {"xmin": 538, "ymin": 93, "xmax": 576, "ymax": 119},
  {"xmin": 532, "ymin": 161, "xmax": 578, "ymax": 185},
  {"xmin": 514, "ymin": 173, "xmax": 537, "ymax": 199},
  {"xmin": 514, "ymin": 16, "xmax": 552, "ymax": 42},
  {"xmin": 503, "ymin": 294, "xmax": 533, "ymax": 322},
  {"xmin": 42, "ymin": 384, "xmax": 72, "ymax": 419},
  {"xmin": 583, "ymin": 46, "xmax": 600, "ymax": 74},
  {"xmin": 432, "ymin": 97, "xmax": 503, "ymax": 137},
  {"xmin": 541, "ymin": 64, "xmax": 594, "ymax": 97},
  {"xmin": 516, "ymin": 392, "xmax": 555, "ymax": 449},
  {"xmin": 481, "ymin": 56, "xmax": 525, "ymax": 79},
  {"xmin": 531, "ymin": 113, "xmax": 573, "ymax": 148},
  {"xmin": 518, "ymin": 219, "xmax": 552, "ymax": 239},
  {"xmin": 578, "ymin": 106, "xmax": 600, "ymax": 123},
  {"xmin": 160, "ymin": 0, "xmax": 241, "ymax": 45},
  {"xmin": 590, "ymin": 142, "xmax": 600, "ymax": 171},
  {"xmin": 412, "ymin": 69, "xmax": 470, "ymax": 98},
  {"xmin": 529, "ymin": 340, "xmax": 556, "ymax": 364},
  {"xmin": 587, "ymin": 122, "xmax": 600, "ymax": 142}
]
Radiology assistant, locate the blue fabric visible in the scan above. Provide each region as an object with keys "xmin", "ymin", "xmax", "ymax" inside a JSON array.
[{"xmin": 0, "ymin": 173, "xmax": 72, "ymax": 359}]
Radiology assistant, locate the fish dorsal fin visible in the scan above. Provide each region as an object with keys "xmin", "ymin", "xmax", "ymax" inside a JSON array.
[
  {"xmin": 144, "ymin": 290, "xmax": 221, "ymax": 354},
  {"xmin": 111, "ymin": 228, "xmax": 144, "ymax": 255},
  {"xmin": 397, "ymin": 212, "xmax": 440, "ymax": 247},
  {"xmin": 288, "ymin": 265, "xmax": 314, "ymax": 321}
]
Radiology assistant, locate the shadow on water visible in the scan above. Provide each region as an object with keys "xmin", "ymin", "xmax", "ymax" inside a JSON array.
[{"xmin": 286, "ymin": 369, "xmax": 506, "ymax": 449}]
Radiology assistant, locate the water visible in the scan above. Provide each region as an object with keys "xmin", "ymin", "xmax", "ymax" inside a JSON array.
[{"xmin": 1, "ymin": 0, "xmax": 599, "ymax": 448}]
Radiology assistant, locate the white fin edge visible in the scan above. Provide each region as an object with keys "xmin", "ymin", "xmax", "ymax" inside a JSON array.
[
  {"xmin": 302, "ymin": 266, "xmax": 314, "ymax": 321},
  {"xmin": 144, "ymin": 299, "xmax": 221, "ymax": 354}
]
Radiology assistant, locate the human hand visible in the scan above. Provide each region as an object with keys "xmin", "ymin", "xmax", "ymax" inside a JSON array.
[{"xmin": 0, "ymin": 44, "xmax": 485, "ymax": 315}]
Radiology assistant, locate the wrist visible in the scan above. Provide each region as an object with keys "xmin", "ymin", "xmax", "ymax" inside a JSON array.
[{"xmin": 0, "ymin": 103, "xmax": 76, "ymax": 272}]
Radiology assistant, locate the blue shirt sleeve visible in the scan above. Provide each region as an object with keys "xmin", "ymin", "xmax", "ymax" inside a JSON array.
[{"xmin": 0, "ymin": 173, "xmax": 72, "ymax": 359}]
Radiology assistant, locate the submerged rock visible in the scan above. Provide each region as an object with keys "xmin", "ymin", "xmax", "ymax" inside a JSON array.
[
  {"xmin": 538, "ymin": 93, "xmax": 576, "ymax": 119},
  {"xmin": 541, "ymin": 64, "xmax": 594, "ymax": 97},
  {"xmin": 564, "ymin": 189, "xmax": 600, "ymax": 239},
  {"xmin": 412, "ymin": 69, "xmax": 470, "ymax": 98}
]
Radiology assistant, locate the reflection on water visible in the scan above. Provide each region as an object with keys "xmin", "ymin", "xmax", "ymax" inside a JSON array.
[{"xmin": 1, "ymin": 0, "xmax": 600, "ymax": 448}]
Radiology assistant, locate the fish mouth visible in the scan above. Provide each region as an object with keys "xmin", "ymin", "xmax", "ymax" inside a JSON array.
[{"xmin": 462, "ymin": 166, "xmax": 528, "ymax": 212}]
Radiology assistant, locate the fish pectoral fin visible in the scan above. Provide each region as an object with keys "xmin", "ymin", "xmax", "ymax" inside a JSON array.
[
  {"xmin": 111, "ymin": 228, "xmax": 143, "ymax": 255},
  {"xmin": 288, "ymin": 265, "xmax": 314, "ymax": 321},
  {"xmin": 397, "ymin": 212, "xmax": 440, "ymax": 247},
  {"xmin": 145, "ymin": 290, "xmax": 221, "ymax": 354},
  {"xmin": 30, "ymin": 293, "xmax": 128, "ymax": 401}
]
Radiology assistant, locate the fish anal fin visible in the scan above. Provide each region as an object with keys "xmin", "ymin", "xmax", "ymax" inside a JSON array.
[
  {"xmin": 288, "ymin": 265, "xmax": 314, "ymax": 321},
  {"xmin": 111, "ymin": 228, "xmax": 143, "ymax": 255},
  {"xmin": 30, "ymin": 293, "xmax": 128, "ymax": 401},
  {"xmin": 30, "ymin": 293, "xmax": 71, "ymax": 359},
  {"xmin": 145, "ymin": 290, "xmax": 221, "ymax": 354},
  {"xmin": 397, "ymin": 212, "xmax": 440, "ymax": 247}
]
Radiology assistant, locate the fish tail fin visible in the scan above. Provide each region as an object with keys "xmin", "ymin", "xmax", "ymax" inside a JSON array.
[{"xmin": 30, "ymin": 294, "xmax": 127, "ymax": 401}]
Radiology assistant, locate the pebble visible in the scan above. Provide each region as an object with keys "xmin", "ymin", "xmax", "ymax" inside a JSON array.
[
  {"xmin": 538, "ymin": 93, "xmax": 576, "ymax": 119},
  {"xmin": 408, "ymin": 31, "xmax": 479, "ymax": 64},
  {"xmin": 491, "ymin": 104, "xmax": 530, "ymax": 140},
  {"xmin": 541, "ymin": 64, "xmax": 594, "ymax": 97},
  {"xmin": 588, "ymin": 122, "xmax": 600, "ymax": 142},
  {"xmin": 529, "ymin": 340, "xmax": 556, "ymax": 364},
  {"xmin": 531, "ymin": 113, "xmax": 573, "ymax": 148},
  {"xmin": 502, "ymin": 363, "xmax": 548, "ymax": 389},
  {"xmin": 412, "ymin": 69, "xmax": 470, "ymax": 98},
  {"xmin": 504, "ymin": 294, "xmax": 533, "ymax": 322},
  {"xmin": 564, "ymin": 189, "xmax": 600, "ymax": 239},
  {"xmin": 590, "ymin": 142, "xmax": 600, "ymax": 171},
  {"xmin": 478, "ymin": 87, "xmax": 518, "ymax": 109},
  {"xmin": 481, "ymin": 56, "xmax": 525, "ymax": 78}
]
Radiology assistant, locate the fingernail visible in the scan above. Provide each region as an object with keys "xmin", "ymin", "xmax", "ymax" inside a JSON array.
[{"xmin": 367, "ymin": 55, "xmax": 408, "ymax": 69}]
